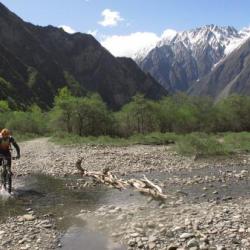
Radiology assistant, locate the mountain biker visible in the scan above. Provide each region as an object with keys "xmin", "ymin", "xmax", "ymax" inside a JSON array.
[{"xmin": 0, "ymin": 128, "xmax": 20, "ymax": 174}]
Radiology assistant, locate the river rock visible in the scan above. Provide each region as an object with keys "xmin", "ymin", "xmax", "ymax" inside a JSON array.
[
  {"xmin": 187, "ymin": 238, "xmax": 199, "ymax": 247},
  {"xmin": 148, "ymin": 242, "xmax": 156, "ymax": 249},
  {"xmin": 148, "ymin": 235, "xmax": 158, "ymax": 242},
  {"xmin": 180, "ymin": 232, "xmax": 195, "ymax": 239},
  {"xmin": 167, "ymin": 245, "xmax": 178, "ymax": 250},
  {"xmin": 22, "ymin": 214, "xmax": 36, "ymax": 221},
  {"xmin": 128, "ymin": 239, "xmax": 136, "ymax": 246}
]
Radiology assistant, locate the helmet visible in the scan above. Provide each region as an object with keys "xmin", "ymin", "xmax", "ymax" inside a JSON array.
[{"xmin": 1, "ymin": 128, "xmax": 10, "ymax": 138}]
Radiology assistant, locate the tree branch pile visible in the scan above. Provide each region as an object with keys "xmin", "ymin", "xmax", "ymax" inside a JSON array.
[{"xmin": 75, "ymin": 158, "xmax": 167, "ymax": 201}]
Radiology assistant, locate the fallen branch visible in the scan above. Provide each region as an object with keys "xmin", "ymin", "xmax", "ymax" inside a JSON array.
[
  {"xmin": 75, "ymin": 158, "xmax": 168, "ymax": 201},
  {"xmin": 76, "ymin": 159, "xmax": 127, "ymax": 190},
  {"xmin": 143, "ymin": 174, "xmax": 163, "ymax": 193}
]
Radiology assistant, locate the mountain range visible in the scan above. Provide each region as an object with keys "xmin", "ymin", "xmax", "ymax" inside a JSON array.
[
  {"xmin": 135, "ymin": 25, "xmax": 250, "ymax": 98},
  {"xmin": 0, "ymin": 3, "xmax": 167, "ymax": 110},
  {"xmin": 1, "ymin": 1, "xmax": 250, "ymax": 109}
]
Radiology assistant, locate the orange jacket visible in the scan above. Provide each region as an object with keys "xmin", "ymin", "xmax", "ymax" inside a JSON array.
[{"xmin": 0, "ymin": 135, "xmax": 20, "ymax": 154}]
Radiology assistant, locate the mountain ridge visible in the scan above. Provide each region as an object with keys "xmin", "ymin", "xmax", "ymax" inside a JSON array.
[
  {"xmin": 188, "ymin": 36, "xmax": 250, "ymax": 99},
  {"xmin": 135, "ymin": 24, "xmax": 250, "ymax": 93},
  {"xmin": 0, "ymin": 3, "xmax": 167, "ymax": 109}
]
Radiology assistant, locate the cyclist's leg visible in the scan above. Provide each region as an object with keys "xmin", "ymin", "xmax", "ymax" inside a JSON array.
[
  {"xmin": 2, "ymin": 164, "xmax": 6, "ymax": 189},
  {"xmin": 0, "ymin": 150, "xmax": 3, "ymax": 188},
  {"xmin": 7, "ymin": 165, "xmax": 11, "ymax": 193},
  {"xmin": 0, "ymin": 161, "xmax": 3, "ymax": 188},
  {"xmin": 6, "ymin": 151, "xmax": 12, "ymax": 193}
]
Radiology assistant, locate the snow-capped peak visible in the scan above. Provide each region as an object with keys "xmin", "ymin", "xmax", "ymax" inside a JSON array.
[
  {"xmin": 224, "ymin": 26, "xmax": 250, "ymax": 55},
  {"xmin": 132, "ymin": 42, "xmax": 158, "ymax": 63},
  {"xmin": 158, "ymin": 25, "xmax": 241, "ymax": 50},
  {"xmin": 134, "ymin": 24, "xmax": 250, "ymax": 63},
  {"xmin": 132, "ymin": 29, "xmax": 177, "ymax": 62},
  {"xmin": 161, "ymin": 29, "xmax": 178, "ymax": 41}
]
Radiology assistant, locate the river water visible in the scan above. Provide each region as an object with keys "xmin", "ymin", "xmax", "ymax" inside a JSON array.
[
  {"xmin": 0, "ymin": 174, "xmax": 142, "ymax": 250},
  {"xmin": 0, "ymin": 164, "xmax": 249, "ymax": 249}
]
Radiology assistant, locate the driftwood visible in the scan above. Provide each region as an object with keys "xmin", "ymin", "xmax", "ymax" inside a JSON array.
[
  {"xmin": 76, "ymin": 158, "xmax": 127, "ymax": 190},
  {"xmin": 76, "ymin": 158, "xmax": 167, "ymax": 201}
]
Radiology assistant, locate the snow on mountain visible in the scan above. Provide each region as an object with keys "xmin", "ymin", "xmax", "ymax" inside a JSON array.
[
  {"xmin": 132, "ymin": 29, "xmax": 178, "ymax": 63},
  {"xmin": 134, "ymin": 25, "xmax": 250, "ymax": 63},
  {"xmin": 135, "ymin": 25, "xmax": 250, "ymax": 92},
  {"xmin": 224, "ymin": 26, "xmax": 250, "ymax": 55},
  {"xmin": 132, "ymin": 42, "xmax": 157, "ymax": 63}
]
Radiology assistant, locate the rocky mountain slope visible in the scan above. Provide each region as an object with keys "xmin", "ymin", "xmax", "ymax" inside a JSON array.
[
  {"xmin": 189, "ymin": 37, "xmax": 250, "ymax": 99},
  {"xmin": 136, "ymin": 25, "xmax": 250, "ymax": 93},
  {"xmin": 0, "ymin": 3, "xmax": 167, "ymax": 109}
]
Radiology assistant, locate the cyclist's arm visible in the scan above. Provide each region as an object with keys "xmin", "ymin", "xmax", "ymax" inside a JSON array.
[{"xmin": 10, "ymin": 137, "xmax": 20, "ymax": 157}]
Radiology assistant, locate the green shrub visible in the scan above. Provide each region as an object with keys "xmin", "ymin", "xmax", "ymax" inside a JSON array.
[
  {"xmin": 176, "ymin": 133, "xmax": 230, "ymax": 156},
  {"xmin": 223, "ymin": 132, "xmax": 250, "ymax": 152},
  {"xmin": 6, "ymin": 108, "xmax": 47, "ymax": 135},
  {"xmin": 129, "ymin": 132, "xmax": 178, "ymax": 145}
]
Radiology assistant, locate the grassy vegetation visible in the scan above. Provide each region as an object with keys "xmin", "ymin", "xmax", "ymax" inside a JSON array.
[
  {"xmin": 5, "ymin": 129, "xmax": 250, "ymax": 157},
  {"xmin": 1, "ymin": 89, "xmax": 250, "ymax": 157},
  {"xmin": 50, "ymin": 132, "xmax": 128, "ymax": 146},
  {"xmin": 175, "ymin": 132, "xmax": 232, "ymax": 156},
  {"xmin": 50, "ymin": 131, "xmax": 250, "ymax": 157},
  {"xmin": 13, "ymin": 132, "xmax": 42, "ymax": 142},
  {"xmin": 223, "ymin": 132, "xmax": 250, "ymax": 153},
  {"xmin": 50, "ymin": 132, "xmax": 179, "ymax": 146}
]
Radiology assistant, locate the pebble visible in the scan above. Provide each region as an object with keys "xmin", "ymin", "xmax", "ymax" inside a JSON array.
[
  {"xmin": 187, "ymin": 238, "xmax": 199, "ymax": 247},
  {"xmin": 21, "ymin": 214, "xmax": 36, "ymax": 221},
  {"xmin": 180, "ymin": 233, "xmax": 195, "ymax": 239}
]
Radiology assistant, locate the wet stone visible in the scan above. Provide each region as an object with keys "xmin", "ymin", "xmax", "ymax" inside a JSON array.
[{"xmin": 180, "ymin": 232, "xmax": 195, "ymax": 239}]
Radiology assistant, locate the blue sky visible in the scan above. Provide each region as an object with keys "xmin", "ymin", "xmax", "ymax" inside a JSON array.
[{"xmin": 1, "ymin": 0, "xmax": 250, "ymax": 56}]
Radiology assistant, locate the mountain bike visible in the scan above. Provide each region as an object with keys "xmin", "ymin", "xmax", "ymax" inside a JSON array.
[{"xmin": 0, "ymin": 154, "xmax": 16, "ymax": 194}]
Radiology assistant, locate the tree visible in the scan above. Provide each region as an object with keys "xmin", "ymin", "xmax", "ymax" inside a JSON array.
[
  {"xmin": 72, "ymin": 94, "xmax": 113, "ymax": 136},
  {"xmin": 214, "ymin": 95, "xmax": 250, "ymax": 132},
  {"xmin": 51, "ymin": 87, "xmax": 76, "ymax": 133},
  {"xmin": 116, "ymin": 94, "xmax": 159, "ymax": 136},
  {"xmin": 0, "ymin": 100, "xmax": 10, "ymax": 113}
]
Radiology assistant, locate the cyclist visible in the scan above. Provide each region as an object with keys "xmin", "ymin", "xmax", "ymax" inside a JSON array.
[{"xmin": 0, "ymin": 128, "xmax": 20, "ymax": 177}]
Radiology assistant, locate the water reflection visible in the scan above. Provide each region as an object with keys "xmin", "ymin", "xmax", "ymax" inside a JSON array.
[
  {"xmin": 60, "ymin": 226, "xmax": 126, "ymax": 250},
  {"xmin": 0, "ymin": 174, "xmax": 127, "ymax": 249},
  {"xmin": 0, "ymin": 174, "xmax": 106, "ymax": 222}
]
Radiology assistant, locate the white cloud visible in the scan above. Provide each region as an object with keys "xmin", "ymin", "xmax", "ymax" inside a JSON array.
[
  {"xmin": 100, "ymin": 29, "xmax": 178, "ymax": 58},
  {"xmin": 87, "ymin": 29, "xmax": 98, "ymax": 37},
  {"xmin": 59, "ymin": 25, "xmax": 76, "ymax": 34},
  {"xmin": 161, "ymin": 29, "xmax": 177, "ymax": 40},
  {"xmin": 98, "ymin": 9, "xmax": 124, "ymax": 27},
  {"xmin": 101, "ymin": 32, "xmax": 160, "ymax": 57}
]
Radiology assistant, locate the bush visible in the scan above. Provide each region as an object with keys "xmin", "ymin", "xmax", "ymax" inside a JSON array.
[
  {"xmin": 129, "ymin": 132, "xmax": 178, "ymax": 145},
  {"xmin": 176, "ymin": 133, "xmax": 230, "ymax": 156},
  {"xmin": 223, "ymin": 132, "xmax": 250, "ymax": 152},
  {"xmin": 6, "ymin": 108, "xmax": 47, "ymax": 135}
]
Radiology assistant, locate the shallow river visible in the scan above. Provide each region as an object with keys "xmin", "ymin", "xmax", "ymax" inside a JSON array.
[{"xmin": 0, "ymin": 163, "xmax": 249, "ymax": 249}]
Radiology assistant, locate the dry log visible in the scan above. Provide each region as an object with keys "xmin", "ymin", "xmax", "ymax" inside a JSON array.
[
  {"xmin": 142, "ymin": 175, "xmax": 163, "ymax": 193},
  {"xmin": 128, "ymin": 179, "xmax": 146, "ymax": 188},
  {"xmin": 75, "ymin": 158, "xmax": 167, "ymax": 200}
]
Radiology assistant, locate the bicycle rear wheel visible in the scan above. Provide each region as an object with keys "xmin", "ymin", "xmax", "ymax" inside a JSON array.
[
  {"xmin": 6, "ymin": 170, "xmax": 12, "ymax": 193},
  {"xmin": 1, "ymin": 165, "xmax": 7, "ymax": 190}
]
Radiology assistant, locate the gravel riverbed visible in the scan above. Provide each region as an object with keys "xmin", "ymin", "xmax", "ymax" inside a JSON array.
[{"xmin": 0, "ymin": 138, "xmax": 249, "ymax": 250}]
